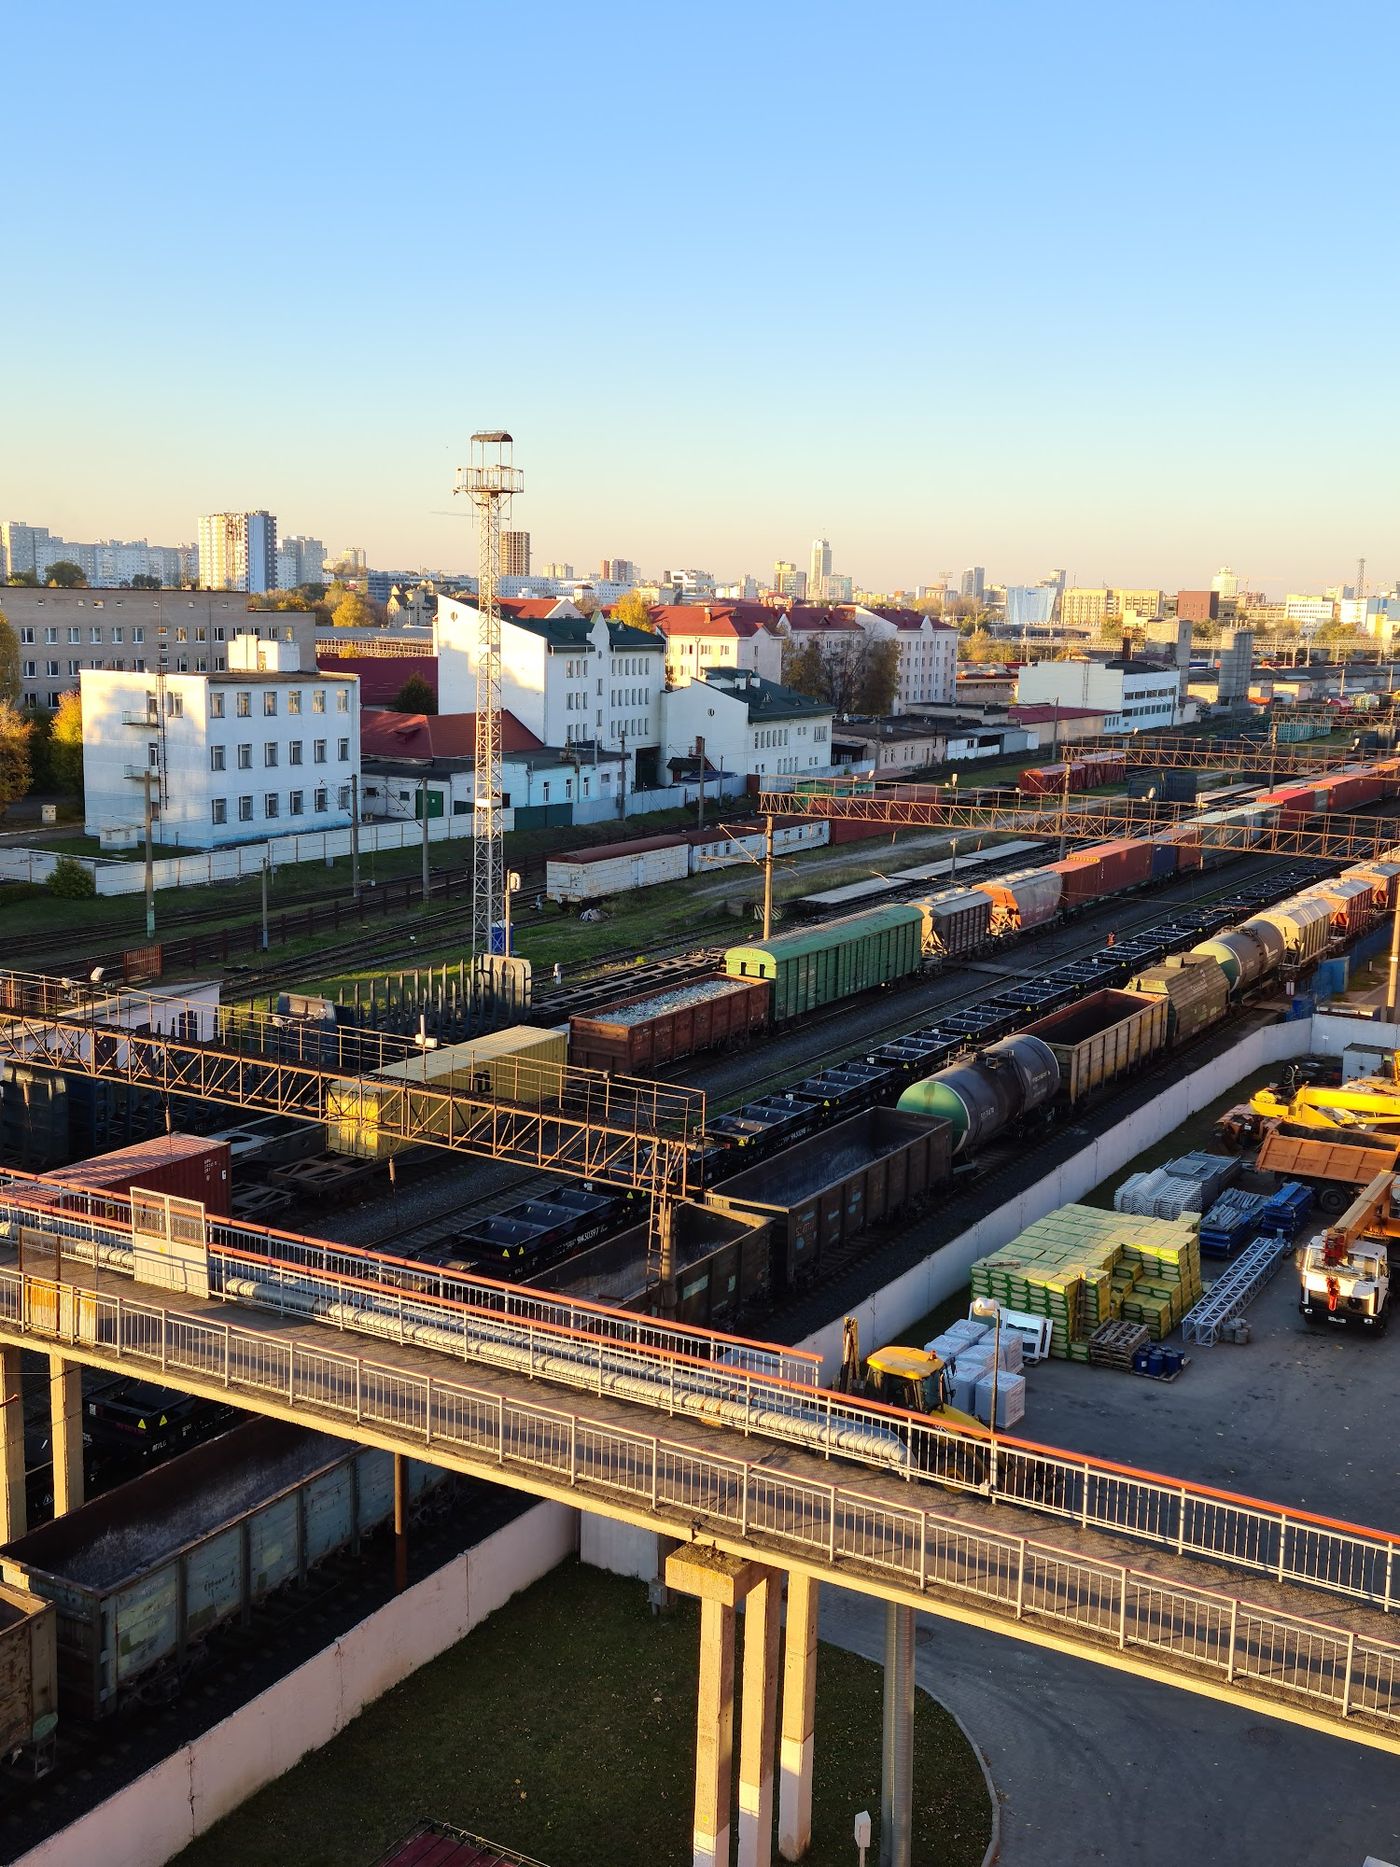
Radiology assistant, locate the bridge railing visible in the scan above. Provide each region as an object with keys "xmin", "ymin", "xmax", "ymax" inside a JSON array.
[
  {"xmin": 2, "ymin": 1180, "xmax": 1398, "ymax": 1619},
  {"xmin": 5, "ymin": 1260, "xmax": 1399, "ymax": 1743}
]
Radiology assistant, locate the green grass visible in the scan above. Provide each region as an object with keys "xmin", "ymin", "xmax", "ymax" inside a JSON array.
[{"xmin": 173, "ymin": 1562, "xmax": 990, "ymax": 1867}]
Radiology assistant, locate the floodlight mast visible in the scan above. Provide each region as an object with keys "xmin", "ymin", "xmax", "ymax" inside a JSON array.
[{"xmin": 455, "ymin": 432, "xmax": 524, "ymax": 967}]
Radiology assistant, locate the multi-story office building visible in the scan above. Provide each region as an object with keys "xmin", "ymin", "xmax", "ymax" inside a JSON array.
[
  {"xmin": 198, "ymin": 511, "xmax": 278, "ymax": 593},
  {"xmin": 773, "ymin": 561, "xmax": 807, "ymax": 601},
  {"xmin": 1177, "ymin": 589, "xmax": 1222, "ymax": 625},
  {"xmin": 1016, "ymin": 655, "xmax": 1184, "ymax": 731},
  {"xmin": 502, "ymin": 531, "xmax": 531, "ymax": 578},
  {"xmin": 1212, "ymin": 566, "xmax": 1239, "ymax": 601},
  {"xmin": 662, "ymin": 667, "xmax": 834, "ymax": 783},
  {"xmin": 809, "ymin": 538, "xmax": 832, "ymax": 599},
  {"xmin": 660, "ymin": 568, "xmax": 717, "ymax": 600},
  {"xmin": 1284, "ymin": 593, "xmax": 1338, "ymax": 630},
  {"xmin": 960, "ymin": 566, "xmax": 985, "ymax": 603},
  {"xmin": 1111, "ymin": 587, "xmax": 1163, "ymax": 621},
  {"xmin": 1060, "ymin": 587, "xmax": 1111, "ymax": 632},
  {"xmin": 2, "ymin": 588, "xmax": 293, "ymax": 711},
  {"xmin": 599, "ymin": 558, "xmax": 638, "ymax": 586},
  {"xmin": 82, "ymin": 636, "xmax": 360, "ymax": 848},
  {"xmin": 1004, "ymin": 586, "xmax": 1059, "ymax": 632}
]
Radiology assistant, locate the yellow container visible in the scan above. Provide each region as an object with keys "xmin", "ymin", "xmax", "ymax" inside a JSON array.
[{"xmin": 327, "ymin": 1025, "xmax": 568, "ymax": 1158}]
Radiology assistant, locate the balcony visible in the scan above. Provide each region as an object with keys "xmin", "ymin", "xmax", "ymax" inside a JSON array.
[{"xmin": 120, "ymin": 711, "xmax": 160, "ymax": 728}]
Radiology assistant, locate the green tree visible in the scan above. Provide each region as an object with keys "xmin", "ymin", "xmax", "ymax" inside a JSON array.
[
  {"xmin": 44, "ymin": 560, "xmax": 87, "ymax": 588},
  {"xmin": 130, "ymin": 573, "xmax": 162, "ymax": 590},
  {"xmin": 0, "ymin": 701, "xmax": 33, "ymax": 817},
  {"xmin": 611, "ymin": 590, "xmax": 658, "ymax": 633},
  {"xmin": 50, "ymin": 689, "xmax": 84, "ymax": 792},
  {"xmin": 45, "ymin": 854, "xmax": 95, "ymax": 898},
  {"xmin": 5, "ymin": 569, "xmax": 39, "ymax": 587},
  {"xmin": 855, "ymin": 639, "xmax": 899, "ymax": 714},
  {"xmin": 331, "ymin": 590, "xmax": 376, "ymax": 629},
  {"xmin": 782, "ymin": 638, "xmax": 829, "ymax": 701},
  {"xmin": 391, "ymin": 674, "xmax": 437, "ymax": 715},
  {"xmin": 0, "ymin": 609, "xmax": 19, "ymax": 702},
  {"xmin": 24, "ymin": 707, "xmax": 55, "ymax": 789}
]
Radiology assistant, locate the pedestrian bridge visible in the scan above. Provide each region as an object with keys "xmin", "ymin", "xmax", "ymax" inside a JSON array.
[{"xmin": 2, "ymin": 1168, "xmax": 1399, "ymax": 1761}]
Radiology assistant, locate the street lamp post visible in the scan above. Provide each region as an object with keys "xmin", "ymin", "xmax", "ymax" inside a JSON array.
[{"xmin": 970, "ymin": 1295, "xmax": 1003, "ymax": 1491}]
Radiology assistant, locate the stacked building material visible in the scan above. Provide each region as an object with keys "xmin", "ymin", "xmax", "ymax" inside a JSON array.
[
  {"xmin": 1115, "ymin": 1151, "xmax": 1240, "ymax": 1219},
  {"xmin": 1198, "ymin": 1188, "xmax": 1271, "ymax": 1257},
  {"xmin": 970, "ymin": 1204, "xmax": 1203, "ymax": 1360},
  {"xmin": 1257, "ymin": 1180, "xmax": 1315, "ymax": 1239},
  {"xmin": 1181, "ymin": 1235, "xmax": 1288, "ymax": 1346}
]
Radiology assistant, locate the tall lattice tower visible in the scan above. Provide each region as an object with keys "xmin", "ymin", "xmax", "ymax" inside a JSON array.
[{"xmin": 456, "ymin": 431, "xmax": 524, "ymax": 963}]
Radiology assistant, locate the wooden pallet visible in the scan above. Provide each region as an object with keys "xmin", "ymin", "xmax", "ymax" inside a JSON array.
[{"xmin": 1087, "ymin": 1319, "xmax": 1150, "ymax": 1370}]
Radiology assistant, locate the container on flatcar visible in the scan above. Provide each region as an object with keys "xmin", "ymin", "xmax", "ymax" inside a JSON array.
[
  {"xmin": 327, "ymin": 1026, "xmax": 566, "ymax": 1158},
  {"xmin": 20, "ymin": 1135, "xmax": 233, "ymax": 1219}
]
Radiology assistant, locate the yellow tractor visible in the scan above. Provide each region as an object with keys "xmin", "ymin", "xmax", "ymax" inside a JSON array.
[{"xmin": 837, "ymin": 1319, "xmax": 981, "ymax": 1431}]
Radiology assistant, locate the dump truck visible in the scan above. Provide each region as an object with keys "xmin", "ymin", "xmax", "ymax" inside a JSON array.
[{"xmin": 1298, "ymin": 1170, "xmax": 1396, "ymax": 1332}]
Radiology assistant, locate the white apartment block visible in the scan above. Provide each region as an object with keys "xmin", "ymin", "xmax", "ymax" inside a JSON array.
[
  {"xmin": 661, "ymin": 668, "xmax": 834, "ymax": 782},
  {"xmin": 198, "ymin": 511, "xmax": 278, "ymax": 593},
  {"xmin": 3, "ymin": 588, "xmax": 298, "ymax": 712},
  {"xmin": 275, "ymin": 534, "xmax": 326, "ymax": 590},
  {"xmin": 82, "ymin": 637, "xmax": 359, "ymax": 849},
  {"xmin": 783, "ymin": 605, "xmax": 957, "ymax": 713},
  {"xmin": 435, "ymin": 596, "xmax": 666, "ymax": 779},
  {"xmin": 1016, "ymin": 655, "xmax": 1184, "ymax": 732}
]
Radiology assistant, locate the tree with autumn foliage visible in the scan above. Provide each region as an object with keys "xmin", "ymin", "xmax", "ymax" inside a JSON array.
[
  {"xmin": 611, "ymin": 590, "xmax": 658, "ymax": 633},
  {"xmin": 0, "ymin": 702, "xmax": 33, "ymax": 817},
  {"xmin": 50, "ymin": 690, "xmax": 84, "ymax": 793}
]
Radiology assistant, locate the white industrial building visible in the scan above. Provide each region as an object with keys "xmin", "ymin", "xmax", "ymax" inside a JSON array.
[
  {"xmin": 435, "ymin": 595, "xmax": 666, "ymax": 785},
  {"xmin": 82, "ymin": 637, "xmax": 359, "ymax": 849},
  {"xmin": 662, "ymin": 667, "xmax": 834, "ymax": 783},
  {"xmin": 1015, "ymin": 656, "xmax": 1186, "ymax": 732}
]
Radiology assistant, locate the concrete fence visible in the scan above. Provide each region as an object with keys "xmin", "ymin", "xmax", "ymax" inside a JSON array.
[{"xmin": 14, "ymin": 1500, "xmax": 578, "ymax": 1867}]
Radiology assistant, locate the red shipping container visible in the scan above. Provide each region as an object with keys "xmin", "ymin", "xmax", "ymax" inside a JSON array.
[{"xmin": 29, "ymin": 1134, "xmax": 232, "ymax": 1218}]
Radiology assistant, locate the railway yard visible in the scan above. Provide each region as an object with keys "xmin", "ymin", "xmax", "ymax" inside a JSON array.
[{"xmin": 6, "ymin": 733, "xmax": 1400, "ymax": 1865}]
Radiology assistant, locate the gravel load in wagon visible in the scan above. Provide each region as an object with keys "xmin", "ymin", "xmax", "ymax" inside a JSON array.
[{"xmin": 567, "ymin": 974, "xmax": 769, "ymax": 1075}]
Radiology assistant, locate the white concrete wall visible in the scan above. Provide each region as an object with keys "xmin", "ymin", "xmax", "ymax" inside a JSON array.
[
  {"xmin": 14, "ymin": 1501, "xmax": 578, "ymax": 1867},
  {"xmin": 579, "ymin": 1512, "xmax": 665, "ymax": 1581},
  {"xmin": 795, "ymin": 1020, "xmax": 1311, "ymax": 1380}
]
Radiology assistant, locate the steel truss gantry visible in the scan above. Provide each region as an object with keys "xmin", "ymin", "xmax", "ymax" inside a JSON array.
[
  {"xmin": 0, "ymin": 969, "xmax": 701, "ymax": 1199},
  {"xmin": 758, "ymin": 788, "xmax": 1400, "ymax": 862},
  {"xmin": 1075, "ymin": 736, "xmax": 1400, "ymax": 777}
]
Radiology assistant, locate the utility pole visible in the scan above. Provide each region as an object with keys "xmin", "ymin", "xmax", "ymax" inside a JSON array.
[
  {"xmin": 419, "ymin": 775, "xmax": 430, "ymax": 908},
  {"xmin": 350, "ymin": 771, "xmax": 361, "ymax": 898},
  {"xmin": 695, "ymin": 734, "xmax": 706, "ymax": 829},
  {"xmin": 762, "ymin": 814, "xmax": 774, "ymax": 940},
  {"xmin": 143, "ymin": 769, "xmax": 156, "ymax": 939},
  {"xmin": 456, "ymin": 432, "xmax": 523, "ymax": 964},
  {"xmin": 260, "ymin": 858, "xmax": 270, "ymax": 951},
  {"xmin": 1058, "ymin": 755, "xmax": 1071, "ymax": 862},
  {"xmin": 618, "ymin": 727, "xmax": 628, "ymax": 821},
  {"xmin": 1387, "ymin": 888, "xmax": 1400, "ymax": 1025}
]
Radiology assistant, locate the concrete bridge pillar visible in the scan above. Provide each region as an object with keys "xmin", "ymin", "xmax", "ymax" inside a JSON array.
[
  {"xmin": 778, "ymin": 1572, "xmax": 818, "ymax": 1862},
  {"xmin": 667, "ymin": 1546, "xmax": 786, "ymax": 1867},
  {"xmin": 49, "ymin": 1356, "xmax": 83, "ymax": 1518},
  {"xmin": 879, "ymin": 1603, "xmax": 915, "ymax": 1867},
  {"xmin": 0, "ymin": 1347, "xmax": 25, "ymax": 1544}
]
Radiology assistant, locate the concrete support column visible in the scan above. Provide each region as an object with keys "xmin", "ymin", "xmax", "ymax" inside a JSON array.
[
  {"xmin": 695, "ymin": 1594, "xmax": 737, "ymax": 1867},
  {"xmin": 49, "ymin": 1356, "xmax": 83, "ymax": 1518},
  {"xmin": 878, "ymin": 1603, "xmax": 915, "ymax": 1867},
  {"xmin": 778, "ymin": 1572, "xmax": 819, "ymax": 1862},
  {"xmin": 737, "ymin": 1568, "xmax": 781, "ymax": 1867},
  {"xmin": 0, "ymin": 1348, "xmax": 25, "ymax": 1544}
]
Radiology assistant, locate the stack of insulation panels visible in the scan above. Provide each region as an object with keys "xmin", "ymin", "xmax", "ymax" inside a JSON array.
[
  {"xmin": 1115, "ymin": 1152, "xmax": 1239, "ymax": 1219},
  {"xmin": 970, "ymin": 1204, "xmax": 1203, "ymax": 1361}
]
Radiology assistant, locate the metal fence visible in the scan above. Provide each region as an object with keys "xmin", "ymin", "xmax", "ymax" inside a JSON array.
[{"xmin": 3, "ymin": 1259, "xmax": 1398, "ymax": 1743}]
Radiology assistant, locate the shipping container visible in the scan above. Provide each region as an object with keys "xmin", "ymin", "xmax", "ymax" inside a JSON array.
[
  {"xmin": 977, "ymin": 866, "xmax": 1062, "ymax": 934},
  {"xmin": 1051, "ymin": 838, "xmax": 1153, "ymax": 904},
  {"xmin": 546, "ymin": 836, "xmax": 690, "ymax": 902},
  {"xmin": 707, "ymin": 1108, "xmax": 952, "ymax": 1290},
  {"xmin": 723, "ymin": 904, "xmax": 924, "ymax": 1024},
  {"xmin": 530, "ymin": 1201, "xmax": 771, "ymax": 1327},
  {"xmin": 1247, "ymin": 895, "xmax": 1333, "ymax": 967},
  {"xmin": 567, "ymin": 975, "xmax": 770, "ymax": 1075},
  {"xmin": 0, "ymin": 1421, "xmax": 445, "ymax": 1721},
  {"xmin": 918, "ymin": 888, "xmax": 992, "ymax": 959},
  {"xmin": 327, "ymin": 1026, "xmax": 567, "ymax": 1159},
  {"xmin": 1023, "ymin": 989, "xmax": 1168, "ymax": 1104},
  {"xmin": 1127, "ymin": 954, "xmax": 1230, "ymax": 1044},
  {"xmin": 1148, "ymin": 839, "xmax": 1180, "ymax": 882},
  {"xmin": 19, "ymin": 1135, "xmax": 232, "ymax": 1220}
]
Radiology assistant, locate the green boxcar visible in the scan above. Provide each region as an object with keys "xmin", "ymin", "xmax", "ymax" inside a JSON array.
[{"xmin": 723, "ymin": 904, "xmax": 924, "ymax": 1023}]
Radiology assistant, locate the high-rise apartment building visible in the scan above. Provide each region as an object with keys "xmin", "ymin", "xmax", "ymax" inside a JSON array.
[
  {"xmin": 501, "ymin": 531, "xmax": 531, "ymax": 578},
  {"xmin": 773, "ymin": 561, "xmax": 807, "ymax": 600},
  {"xmin": 809, "ymin": 537, "xmax": 832, "ymax": 599},
  {"xmin": 1060, "ymin": 586, "xmax": 1110, "ymax": 632},
  {"xmin": 1, "ymin": 522, "xmax": 51, "ymax": 580},
  {"xmin": 198, "ymin": 511, "xmax": 278, "ymax": 593},
  {"xmin": 960, "ymin": 566, "xmax": 985, "ymax": 602},
  {"xmin": 275, "ymin": 535, "xmax": 326, "ymax": 590},
  {"xmin": 541, "ymin": 561, "xmax": 574, "ymax": 580},
  {"xmin": 600, "ymin": 558, "xmax": 638, "ymax": 586}
]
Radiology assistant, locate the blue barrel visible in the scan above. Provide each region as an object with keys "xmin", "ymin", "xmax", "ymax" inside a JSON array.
[
  {"xmin": 1161, "ymin": 1348, "xmax": 1183, "ymax": 1376},
  {"xmin": 1146, "ymin": 1347, "xmax": 1166, "ymax": 1376},
  {"xmin": 1132, "ymin": 1348, "xmax": 1151, "ymax": 1373}
]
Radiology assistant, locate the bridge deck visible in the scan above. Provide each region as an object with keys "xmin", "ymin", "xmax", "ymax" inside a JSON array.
[{"xmin": 4, "ymin": 1244, "xmax": 1399, "ymax": 1753}]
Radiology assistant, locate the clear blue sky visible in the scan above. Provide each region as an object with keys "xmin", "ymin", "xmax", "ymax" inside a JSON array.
[{"xmin": 5, "ymin": 0, "xmax": 1396, "ymax": 595}]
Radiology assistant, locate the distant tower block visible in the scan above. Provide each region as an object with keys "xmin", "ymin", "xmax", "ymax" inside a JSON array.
[{"xmin": 456, "ymin": 432, "xmax": 524, "ymax": 964}]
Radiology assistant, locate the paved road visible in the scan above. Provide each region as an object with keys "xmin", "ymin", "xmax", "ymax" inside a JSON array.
[{"xmin": 822, "ymin": 1587, "xmax": 1400, "ymax": 1867}]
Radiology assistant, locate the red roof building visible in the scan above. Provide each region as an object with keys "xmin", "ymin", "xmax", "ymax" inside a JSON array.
[
  {"xmin": 654, "ymin": 603, "xmax": 786, "ymax": 687},
  {"xmin": 316, "ymin": 653, "xmax": 438, "ymax": 707},
  {"xmin": 360, "ymin": 709, "xmax": 545, "ymax": 761}
]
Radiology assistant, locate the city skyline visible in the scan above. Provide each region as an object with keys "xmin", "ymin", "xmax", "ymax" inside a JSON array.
[{"xmin": 4, "ymin": 1, "xmax": 1396, "ymax": 594}]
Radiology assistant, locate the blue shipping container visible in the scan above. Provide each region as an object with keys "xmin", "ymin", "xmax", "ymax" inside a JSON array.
[{"xmin": 1149, "ymin": 842, "xmax": 1180, "ymax": 882}]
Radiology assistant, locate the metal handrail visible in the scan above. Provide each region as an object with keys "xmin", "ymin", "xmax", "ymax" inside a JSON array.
[{"xmin": 4, "ymin": 1261, "xmax": 1399, "ymax": 1743}]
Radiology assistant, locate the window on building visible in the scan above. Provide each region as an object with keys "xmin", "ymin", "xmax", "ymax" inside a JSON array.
[
  {"xmin": 264, "ymin": 744, "xmax": 278, "ymax": 767},
  {"xmin": 21, "ymin": 661, "xmax": 34, "ymax": 678},
  {"xmin": 67, "ymin": 628, "xmax": 80, "ymax": 644},
  {"xmin": 133, "ymin": 627, "xmax": 144, "ymax": 644},
  {"xmin": 289, "ymin": 790, "xmax": 304, "ymax": 816},
  {"xmin": 210, "ymin": 692, "xmax": 225, "ymax": 718},
  {"xmin": 289, "ymin": 740, "xmax": 303, "ymax": 765},
  {"xmin": 313, "ymin": 739, "xmax": 326, "ymax": 763},
  {"xmin": 337, "ymin": 737, "xmax": 349, "ymax": 761},
  {"xmin": 265, "ymin": 793, "xmax": 279, "ymax": 818},
  {"xmin": 89, "ymin": 626, "xmax": 101, "ymax": 644},
  {"xmin": 238, "ymin": 795, "xmax": 253, "ymax": 821},
  {"xmin": 175, "ymin": 626, "xmax": 188, "ymax": 643},
  {"xmin": 111, "ymin": 626, "xmax": 123, "ymax": 643},
  {"xmin": 210, "ymin": 746, "xmax": 226, "ymax": 771},
  {"xmin": 44, "ymin": 628, "xmax": 57, "ymax": 645},
  {"xmin": 211, "ymin": 799, "xmax": 227, "ymax": 825},
  {"xmin": 236, "ymin": 691, "xmax": 251, "ymax": 717},
  {"xmin": 18, "ymin": 628, "xmax": 33, "ymax": 645},
  {"xmin": 312, "ymin": 690, "xmax": 326, "ymax": 713},
  {"xmin": 213, "ymin": 626, "xmax": 225, "ymax": 642},
  {"xmin": 288, "ymin": 690, "xmax": 301, "ymax": 715},
  {"xmin": 237, "ymin": 744, "xmax": 252, "ymax": 769},
  {"xmin": 314, "ymin": 787, "xmax": 328, "ymax": 812},
  {"xmin": 165, "ymin": 692, "xmax": 182, "ymax": 718},
  {"xmin": 263, "ymin": 691, "xmax": 277, "ymax": 716},
  {"xmin": 45, "ymin": 660, "xmax": 58, "ymax": 677},
  {"xmin": 336, "ymin": 784, "xmax": 350, "ymax": 811},
  {"xmin": 336, "ymin": 689, "xmax": 349, "ymax": 713}
]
